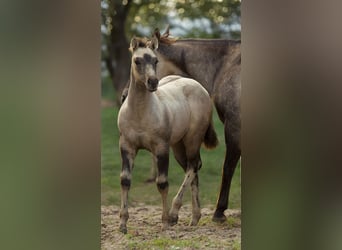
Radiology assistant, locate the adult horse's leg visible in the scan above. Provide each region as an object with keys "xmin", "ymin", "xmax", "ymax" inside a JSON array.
[
  {"xmin": 119, "ymin": 144, "xmax": 136, "ymax": 234},
  {"xmin": 154, "ymin": 149, "xmax": 170, "ymax": 230},
  {"xmin": 213, "ymin": 120, "xmax": 241, "ymax": 222}
]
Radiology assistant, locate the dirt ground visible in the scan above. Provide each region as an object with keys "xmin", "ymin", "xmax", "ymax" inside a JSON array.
[{"xmin": 101, "ymin": 205, "xmax": 241, "ymax": 249}]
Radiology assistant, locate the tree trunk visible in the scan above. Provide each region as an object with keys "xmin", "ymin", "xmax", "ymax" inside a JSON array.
[{"xmin": 105, "ymin": 0, "xmax": 132, "ymax": 106}]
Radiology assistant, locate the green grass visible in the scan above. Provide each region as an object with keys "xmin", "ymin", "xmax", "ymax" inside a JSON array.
[{"xmin": 101, "ymin": 103, "xmax": 241, "ymax": 209}]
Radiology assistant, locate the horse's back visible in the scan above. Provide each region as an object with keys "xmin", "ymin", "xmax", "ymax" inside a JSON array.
[
  {"xmin": 159, "ymin": 75, "xmax": 183, "ymax": 85},
  {"xmin": 159, "ymin": 75, "xmax": 210, "ymax": 101},
  {"xmin": 158, "ymin": 76, "xmax": 213, "ymax": 144}
]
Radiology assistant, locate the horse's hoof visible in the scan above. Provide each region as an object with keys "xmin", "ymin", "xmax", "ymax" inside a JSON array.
[
  {"xmin": 169, "ymin": 215, "xmax": 179, "ymax": 226},
  {"xmin": 119, "ymin": 224, "xmax": 127, "ymax": 234},
  {"xmin": 190, "ymin": 215, "xmax": 201, "ymax": 226},
  {"xmin": 189, "ymin": 219, "xmax": 199, "ymax": 226},
  {"xmin": 212, "ymin": 211, "xmax": 227, "ymax": 223}
]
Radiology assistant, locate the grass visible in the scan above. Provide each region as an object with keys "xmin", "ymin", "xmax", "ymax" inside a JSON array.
[
  {"xmin": 125, "ymin": 232, "xmax": 240, "ymax": 250},
  {"xmin": 101, "ymin": 103, "xmax": 241, "ymax": 209},
  {"xmin": 127, "ymin": 237, "xmax": 201, "ymax": 250}
]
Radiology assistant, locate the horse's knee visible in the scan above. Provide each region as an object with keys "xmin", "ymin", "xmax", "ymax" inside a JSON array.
[
  {"xmin": 157, "ymin": 180, "xmax": 169, "ymax": 191},
  {"xmin": 156, "ymin": 172, "xmax": 168, "ymax": 186},
  {"xmin": 155, "ymin": 152, "xmax": 169, "ymax": 190},
  {"xmin": 120, "ymin": 177, "xmax": 131, "ymax": 189},
  {"xmin": 120, "ymin": 169, "xmax": 131, "ymax": 190}
]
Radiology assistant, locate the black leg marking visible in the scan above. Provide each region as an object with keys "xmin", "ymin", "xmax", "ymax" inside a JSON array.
[
  {"xmin": 157, "ymin": 181, "xmax": 169, "ymax": 190},
  {"xmin": 121, "ymin": 149, "xmax": 131, "ymax": 170},
  {"xmin": 121, "ymin": 178, "xmax": 131, "ymax": 188},
  {"xmin": 157, "ymin": 154, "xmax": 169, "ymax": 175}
]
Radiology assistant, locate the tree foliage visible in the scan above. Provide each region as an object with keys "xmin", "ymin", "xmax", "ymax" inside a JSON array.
[
  {"xmin": 174, "ymin": 0, "xmax": 241, "ymax": 38},
  {"xmin": 101, "ymin": 0, "xmax": 241, "ymax": 104}
]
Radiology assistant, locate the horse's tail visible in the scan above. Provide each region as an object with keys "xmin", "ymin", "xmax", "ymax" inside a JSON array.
[{"xmin": 204, "ymin": 120, "xmax": 218, "ymax": 149}]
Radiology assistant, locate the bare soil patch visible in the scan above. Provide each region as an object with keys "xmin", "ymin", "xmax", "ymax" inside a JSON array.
[{"xmin": 101, "ymin": 205, "xmax": 241, "ymax": 249}]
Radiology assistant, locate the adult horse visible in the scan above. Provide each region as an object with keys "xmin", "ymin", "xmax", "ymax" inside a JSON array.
[
  {"xmin": 142, "ymin": 28, "xmax": 241, "ymax": 223},
  {"xmin": 117, "ymin": 37, "xmax": 218, "ymax": 233}
]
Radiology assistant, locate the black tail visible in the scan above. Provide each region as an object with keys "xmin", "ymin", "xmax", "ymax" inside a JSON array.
[{"xmin": 204, "ymin": 120, "xmax": 218, "ymax": 149}]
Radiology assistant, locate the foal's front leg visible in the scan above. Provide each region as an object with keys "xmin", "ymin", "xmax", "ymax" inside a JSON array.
[
  {"xmin": 119, "ymin": 144, "xmax": 136, "ymax": 234},
  {"xmin": 154, "ymin": 150, "xmax": 170, "ymax": 230}
]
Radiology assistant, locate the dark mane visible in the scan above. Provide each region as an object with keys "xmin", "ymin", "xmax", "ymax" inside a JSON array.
[
  {"xmin": 159, "ymin": 33, "xmax": 178, "ymax": 45},
  {"xmin": 154, "ymin": 27, "xmax": 178, "ymax": 45}
]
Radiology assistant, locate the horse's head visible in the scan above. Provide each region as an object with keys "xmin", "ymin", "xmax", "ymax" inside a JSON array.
[
  {"xmin": 130, "ymin": 37, "xmax": 159, "ymax": 92},
  {"xmin": 146, "ymin": 27, "xmax": 183, "ymax": 79}
]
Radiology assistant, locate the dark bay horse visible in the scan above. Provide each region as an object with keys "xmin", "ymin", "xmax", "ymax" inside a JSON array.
[
  {"xmin": 117, "ymin": 37, "xmax": 218, "ymax": 233},
  {"xmin": 148, "ymin": 28, "xmax": 241, "ymax": 223}
]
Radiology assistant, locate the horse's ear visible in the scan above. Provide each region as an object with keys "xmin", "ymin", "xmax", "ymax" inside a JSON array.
[
  {"xmin": 162, "ymin": 25, "xmax": 170, "ymax": 37},
  {"xmin": 130, "ymin": 37, "xmax": 139, "ymax": 52},
  {"xmin": 153, "ymin": 28, "xmax": 161, "ymax": 41},
  {"xmin": 149, "ymin": 36, "xmax": 159, "ymax": 50}
]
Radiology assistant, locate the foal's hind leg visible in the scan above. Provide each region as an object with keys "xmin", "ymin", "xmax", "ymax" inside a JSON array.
[
  {"xmin": 169, "ymin": 165, "xmax": 197, "ymax": 226},
  {"xmin": 170, "ymin": 142, "xmax": 202, "ymax": 226},
  {"xmin": 169, "ymin": 142, "xmax": 187, "ymax": 225},
  {"xmin": 190, "ymin": 171, "xmax": 201, "ymax": 226},
  {"xmin": 213, "ymin": 120, "xmax": 241, "ymax": 222}
]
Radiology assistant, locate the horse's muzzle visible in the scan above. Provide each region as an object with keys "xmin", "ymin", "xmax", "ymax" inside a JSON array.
[{"xmin": 147, "ymin": 78, "xmax": 159, "ymax": 92}]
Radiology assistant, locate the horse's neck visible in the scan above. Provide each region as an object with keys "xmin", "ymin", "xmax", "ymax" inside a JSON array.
[
  {"xmin": 126, "ymin": 75, "xmax": 153, "ymax": 116},
  {"xmin": 157, "ymin": 41, "xmax": 240, "ymax": 92}
]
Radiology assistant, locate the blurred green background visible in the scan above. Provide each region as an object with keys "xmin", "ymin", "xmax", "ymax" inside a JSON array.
[{"xmin": 101, "ymin": 0, "xmax": 241, "ymax": 209}]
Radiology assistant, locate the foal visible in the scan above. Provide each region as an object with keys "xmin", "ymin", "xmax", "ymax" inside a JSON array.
[{"xmin": 117, "ymin": 37, "xmax": 218, "ymax": 234}]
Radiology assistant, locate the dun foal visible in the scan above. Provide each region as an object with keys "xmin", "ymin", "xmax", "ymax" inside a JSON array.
[{"xmin": 117, "ymin": 37, "xmax": 218, "ymax": 234}]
